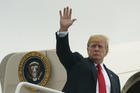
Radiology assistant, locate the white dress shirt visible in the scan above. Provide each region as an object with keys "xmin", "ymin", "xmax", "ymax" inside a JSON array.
[{"xmin": 95, "ymin": 63, "xmax": 111, "ymax": 93}]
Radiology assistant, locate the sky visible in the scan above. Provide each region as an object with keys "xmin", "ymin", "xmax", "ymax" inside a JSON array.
[{"xmin": 0, "ymin": 0, "xmax": 140, "ymax": 92}]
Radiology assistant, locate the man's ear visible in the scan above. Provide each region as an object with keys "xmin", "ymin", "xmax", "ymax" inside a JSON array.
[{"xmin": 105, "ymin": 49, "xmax": 108, "ymax": 56}]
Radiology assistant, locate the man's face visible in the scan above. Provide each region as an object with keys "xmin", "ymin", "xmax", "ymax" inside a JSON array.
[{"xmin": 87, "ymin": 40, "xmax": 108, "ymax": 64}]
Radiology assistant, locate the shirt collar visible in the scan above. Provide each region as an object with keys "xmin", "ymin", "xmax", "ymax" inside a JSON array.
[{"xmin": 94, "ymin": 63, "xmax": 104, "ymax": 70}]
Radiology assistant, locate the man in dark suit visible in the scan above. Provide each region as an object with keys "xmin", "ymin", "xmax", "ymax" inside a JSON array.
[{"xmin": 56, "ymin": 6, "xmax": 121, "ymax": 93}]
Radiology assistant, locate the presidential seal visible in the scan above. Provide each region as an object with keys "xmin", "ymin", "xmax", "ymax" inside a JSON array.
[{"xmin": 18, "ymin": 51, "xmax": 50, "ymax": 90}]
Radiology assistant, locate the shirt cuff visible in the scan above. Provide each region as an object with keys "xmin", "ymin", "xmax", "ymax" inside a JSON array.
[{"xmin": 57, "ymin": 30, "xmax": 68, "ymax": 37}]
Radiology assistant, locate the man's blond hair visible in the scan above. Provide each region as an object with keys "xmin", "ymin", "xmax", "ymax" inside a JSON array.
[{"xmin": 87, "ymin": 35, "xmax": 109, "ymax": 51}]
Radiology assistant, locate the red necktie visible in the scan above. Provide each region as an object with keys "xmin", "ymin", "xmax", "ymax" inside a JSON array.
[{"xmin": 97, "ymin": 64, "xmax": 107, "ymax": 93}]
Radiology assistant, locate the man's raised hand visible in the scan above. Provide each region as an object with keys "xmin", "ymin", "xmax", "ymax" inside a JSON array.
[{"xmin": 59, "ymin": 6, "xmax": 76, "ymax": 32}]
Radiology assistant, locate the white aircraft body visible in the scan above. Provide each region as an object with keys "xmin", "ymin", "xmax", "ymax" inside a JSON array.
[{"xmin": 0, "ymin": 44, "xmax": 140, "ymax": 93}]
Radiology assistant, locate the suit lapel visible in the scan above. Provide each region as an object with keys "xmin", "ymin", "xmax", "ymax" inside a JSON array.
[
  {"xmin": 87, "ymin": 58, "xmax": 98, "ymax": 82},
  {"xmin": 103, "ymin": 65, "xmax": 115, "ymax": 93}
]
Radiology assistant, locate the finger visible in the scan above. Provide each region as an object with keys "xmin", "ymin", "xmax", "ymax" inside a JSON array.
[
  {"xmin": 59, "ymin": 10, "xmax": 62, "ymax": 18},
  {"xmin": 63, "ymin": 8, "xmax": 66, "ymax": 17},
  {"xmin": 68, "ymin": 8, "xmax": 72, "ymax": 19},
  {"xmin": 72, "ymin": 18, "xmax": 77, "ymax": 23},
  {"xmin": 66, "ymin": 6, "xmax": 69, "ymax": 18}
]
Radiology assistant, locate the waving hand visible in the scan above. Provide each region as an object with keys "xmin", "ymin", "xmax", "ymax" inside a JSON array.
[{"xmin": 59, "ymin": 7, "xmax": 76, "ymax": 32}]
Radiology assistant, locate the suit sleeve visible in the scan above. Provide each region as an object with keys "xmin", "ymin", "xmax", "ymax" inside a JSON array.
[{"xmin": 56, "ymin": 33, "xmax": 81, "ymax": 73}]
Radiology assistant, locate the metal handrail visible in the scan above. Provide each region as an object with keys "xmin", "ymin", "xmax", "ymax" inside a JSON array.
[{"xmin": 15, "ymin": 82, "xmax": 64, "ymax": 93}]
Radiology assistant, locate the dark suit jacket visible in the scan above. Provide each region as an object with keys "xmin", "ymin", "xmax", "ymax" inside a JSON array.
[{"xmin": 56, "ymin": 33, "xmax": 121, "ymax": 93}]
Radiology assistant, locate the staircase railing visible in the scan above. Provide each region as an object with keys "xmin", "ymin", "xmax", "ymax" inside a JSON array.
[{"xmin": 15, "ymin": 82, "xmax": 64, "ymax": 93}]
